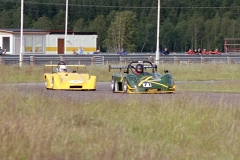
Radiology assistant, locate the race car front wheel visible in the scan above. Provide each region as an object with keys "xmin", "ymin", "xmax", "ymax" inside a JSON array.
[
  {"xmin": 111, "ymin": 77, "xmax": 115, "ymax": 92},
  {"xmin": 51, "ymin": 77, "xmax": 54, "ymax": 89},
  {"xmin": 122, "ymin": 78, "xmax": 128, "ymax": 93},
  {"xmin": 111, "ymin": 77, "xmax": 118, "ymax": 93}
]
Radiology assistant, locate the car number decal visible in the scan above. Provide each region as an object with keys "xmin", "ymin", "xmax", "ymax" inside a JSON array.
[
  {"xmin": 143, "ymin": 82, "xmax": 152, "ymax": 87},
  {"xmin": 68, "ymin": 80, "xmax": 83, "ymax": 83}
]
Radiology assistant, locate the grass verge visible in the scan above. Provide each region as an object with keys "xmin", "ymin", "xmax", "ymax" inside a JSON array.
[
  {"xmin": 0, "ymin": 86, "xmax": 240, "ymax": 159},
  {"xmin": 1, "ymin": 63, "xmax": 240, "ymax": 83}
]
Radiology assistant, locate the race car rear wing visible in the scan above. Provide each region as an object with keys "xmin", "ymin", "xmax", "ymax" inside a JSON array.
[
  {"xmin": 44, "ymin": 64, "xmax": 86, "ymax": 68},
  {"xmin": 108, "ymin": 65, "xmax": 128, "ymax": 72},
  {"xmin": 44, "ymin": 64, "xmax": 86, "ymax": 73},
  {"xmin": 109, "ymin": 64, "xmax": 157, "ymax": 72}
]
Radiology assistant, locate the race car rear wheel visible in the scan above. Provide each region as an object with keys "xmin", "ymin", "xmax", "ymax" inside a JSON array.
[{"xmin": 122, "ymin": 78, "xmax": 128, "ymax": 93}]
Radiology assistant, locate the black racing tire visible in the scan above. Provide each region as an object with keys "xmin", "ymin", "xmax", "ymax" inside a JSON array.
[
  {"xmin": 111, "ymin": 77, "xmax": 115, "ymax": 92},
  {"xmin": 45, "ymin": 82, "xmax": 50, "ymax": 90},
  {"xmin": 122, "ymin": 78, "xmax": 128, "ymax": 93},
  {"xmin": 114, "ymin": 81, "xmax": 118, "ymax": 92},
  {"xmin": 51, "ymin": 77, "xmax": 54, "ymax": 89},
  {"xmin": 111, "ymin": 77, "xmax": 118, "ymax": 93}
]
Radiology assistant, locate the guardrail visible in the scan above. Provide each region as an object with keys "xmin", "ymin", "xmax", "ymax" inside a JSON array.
[{"xmin": 1, "ymin": 53, "xmax": 240, "ymax": 65}]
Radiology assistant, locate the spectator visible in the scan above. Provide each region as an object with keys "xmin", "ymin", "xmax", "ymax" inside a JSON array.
[
  {"xmin": 119, "ymin": 48, "xmax": 128, "ymax": 55},
  {"xmin": 207, "ymin": 50, "xmax": 213, "ymax": 54},
  {"xmin": 0, "ymin": 47, "xmax": 6, "ymax": 55},
  {"xmin": 72, "ymin": 49, "xmax": 77, "ymax": 54},
  {"xmin": 213, "ymin": 48, "xmax": 221, "ymax": 55},
  {"xmin": 78, "ymin": 47, "xmax": 84, "ymax": 55},
  {"xmin": 193, "ymin": 49, "xmax": 198, "ymax": 54},
  {"xmin": 93, "ymin": 50, "xmax": 100, "ymax": 54},
  {"xmin": 162, "ymin": 48, "xmax": 170, "ymax": 55},
  {"xmin": 159, "ymin": 50, "xmax": 163, "ymax": 55},
  {"xmin": 186, "ymin": 49, "xmax": 194, "ymax": 55},
  {"xmin": 193, "ymin": 48, "xmax": 202, "ymax": 55},
  {"xmin": 115, "ymin": 48, "xmax": 120, "ymax": 54},
  {"xmin": 202, "ymin": 49, "xmax": 207, "ymax": 54},
  {"xmin": 197, "ymin": 48, "xmax": 202, "ymax": 55}
]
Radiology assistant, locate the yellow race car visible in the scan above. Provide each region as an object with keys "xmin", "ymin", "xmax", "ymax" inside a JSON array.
[{"xmin": 44, "ymin": 61, "xmax": 96, "ymax": 90}]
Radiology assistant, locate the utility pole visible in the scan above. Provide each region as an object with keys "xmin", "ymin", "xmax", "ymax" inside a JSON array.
[
  {"xmin": 65, "ymin": 0, "xmax": 69, "ymax": 54},
  {"xmin": 156, "ymin": 0, "xmax": 160, "ymax": 64},
  {"xmin": 20, "ymin": 0, "xmax": 24, "ymax": 66}
]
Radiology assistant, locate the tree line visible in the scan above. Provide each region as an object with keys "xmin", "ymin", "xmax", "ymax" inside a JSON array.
[{"xmin": 1, "ymin": 0, "xmax": 240, "ymax": 53}]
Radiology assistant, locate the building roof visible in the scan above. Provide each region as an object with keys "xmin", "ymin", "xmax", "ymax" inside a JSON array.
[
  {"xmin": 0, "ymin": 29, "xmax": 97, "ymax": 35},
  {"xmin": 0, "ymin": 28, "xmax": 48, "ymax": 33},
  {"xmin": 48, "ymin": 30, "xmax": 97, "ymax": 35},
  {"xmin": 0, "ymin": 28, "xmax": 49, "ymax": 34}
]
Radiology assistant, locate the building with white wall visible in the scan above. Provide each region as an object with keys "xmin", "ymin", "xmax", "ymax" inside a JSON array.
[
  {"xmin": 45, "ymin": 31, "xmax": 98, "ymax": 54},
  {"xmin": 0, "ymin": 29, "xmax": 98, "ymax": 54}
]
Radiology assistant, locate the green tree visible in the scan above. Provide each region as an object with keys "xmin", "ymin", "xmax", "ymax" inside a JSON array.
[
  {"xmin": 135, "ymin": 11, "xmax": 156, "ymax": 52},
  {"xmin": 211, "ymin": 13, "xmax": 221, "ymax": 39},
  {"xmin": 52, "ymin": 9, "xmax": 66, "ymax": 30},
  {"xmin": 203, "ymin": 19, "xmax": 214, "ymax": 50},
  {"xmin": 235, "ymin": 17, "xmax": 240, "ymax": 37},
  {"xmin": 214, "ymin": 33, "xmax": 224, "ymax": 51},
  {"xmin": 104, "ymin": 11, "xmax": 137, "ymax": 52},
  {"xmin": 105, "ymin": 10, "xmax": 117, "ymax": 30},
  {"xmin": 0, "ymin": 10, "xmax": 12, "ymax": 28},
  {"xmin": 186, "ymin": 12, "xmax": 205, "ymax": 49},
  {"xmin": 139, "ymin": 6, "xmax": 157, "ymax": 52},
  {"xmin": 160, "ymin": 19, "xmax": 176, "ymax": 51},
  {"xmin": 174, "ymin": 20, "xmax": 189, "ymax": 52},
  {"xmin": 220, "ymin": 17, "xmax": 232, "ymax": 37},
  {"xmin": 2, "ymin": 0, "xmax": 240, "ymax": 52},
  {"xmin": 9, "ymin": 7, "xmax": 21, "ymax": 28},
  {"xmin": 73, "ymin": 18, "xmax": 86, "ymax": 32},
  {"xmin": 33, "ymin": 15, "xmax": 53, "ymax": 30},
  {"xmin": 87, "ymin": 15, "xmax": 107, "ymax": 51}
]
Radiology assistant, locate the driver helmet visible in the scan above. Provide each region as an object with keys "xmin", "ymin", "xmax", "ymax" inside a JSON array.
[
  {"xmin": 135, "ymin": 64, "xmax": 143, "ymax": 73},
  {"xmin": 59, "ymin": 65, "xmax": 68, "ymax": 72}
]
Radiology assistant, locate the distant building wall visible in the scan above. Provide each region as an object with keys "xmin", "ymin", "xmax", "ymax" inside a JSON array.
[
  {"xmin": 0, "ymin": 32, "xmax": 13, "ymax": 54},
  {"xmin": 0, "ymin": 29, "xmax": 98, "ymax": 54},
  {"xmin": 45, "ymin": 34, "xmax": 98, "ymax": 54}
]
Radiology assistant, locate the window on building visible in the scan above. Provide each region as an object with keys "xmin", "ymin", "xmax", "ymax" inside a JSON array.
[
  {"xmin": 24, "ymin": 36, "xmax": 44, "ymax": 53},
  {"xmin": 2, "ymin": 37, "xmax": 10, "ymax": 52},
  {"xmin": 35, "ymin": 37, "xmax": 44, "ymax": 52},
  {"xmin": 25, "ymin": 37, "xmax": 33, "ymax": 52}
]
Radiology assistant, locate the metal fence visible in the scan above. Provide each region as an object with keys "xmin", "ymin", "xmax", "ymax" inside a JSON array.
[{"xmin": 1, "ymin": 53, "xmax": 240, "ymax": 65}]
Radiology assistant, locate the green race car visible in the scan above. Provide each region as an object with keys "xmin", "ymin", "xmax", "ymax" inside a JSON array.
[{"xmin": 109, "ymin": 61, "xmax": 176, "ymax": 94}]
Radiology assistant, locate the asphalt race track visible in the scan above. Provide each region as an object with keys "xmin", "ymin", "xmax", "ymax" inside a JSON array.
[{"xmin": 9, "ymin": 82, "xmax": 240, "ymax": 106}]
